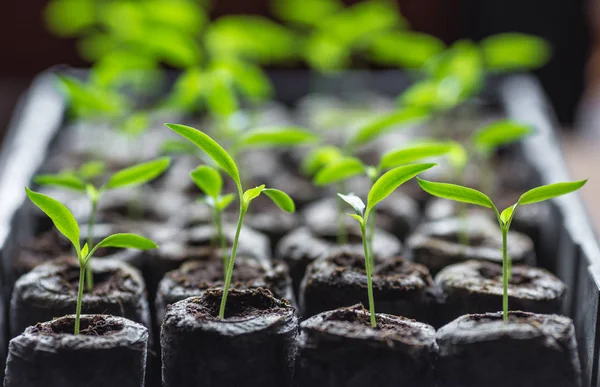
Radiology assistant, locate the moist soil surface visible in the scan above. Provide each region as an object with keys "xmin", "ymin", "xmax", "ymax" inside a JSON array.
[{"xmin": 30, "ymin": 315, "xmax": 124, "ymax": 337}]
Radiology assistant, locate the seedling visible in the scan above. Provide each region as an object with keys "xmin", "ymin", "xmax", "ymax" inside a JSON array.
[
  {"xmin": 34, "ymin": 157, "xmax": 170, "ymax": 291},
  {"xmin": 417, "ymin": 178, "xmax": 587, "ymax": 321},
  {"xmin": 165, "ymin": 123, "xmax": 296, "ymax": 319},
  {"xmin": 190, "ymin": 165, "xmax": 235, "ymax": 268},
  {"xmin": 338, "ymin": 163, "xmax": 437, "ymax": 327},
  {"xmin": 314, "ymin": 140, "xmax": 464, "ymax": 258},
  {"xmin": 25, "ymin": 188, "xmax": 158, "ymax": 335}
]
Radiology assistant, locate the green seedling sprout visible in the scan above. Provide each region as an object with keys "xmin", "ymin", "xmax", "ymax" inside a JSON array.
[
  {"xmin": 337, "ymin": 163, "xmax": 437, "ymax": 327},
  {"xmin": 190, "ymin": 165, "xmax": 236, "ymax": 269},
  {"xmin": 417, "ymin": 178, "xmax": 587, "ymax": 321},
  {"xmin": 25, "ymin": 188, "xmax": 158, "ymax": 335},
  {"xmin": 165, "ymin": 123, "xmax": 296, "ymax": 319},
  {"xmin": 34, "ymin": 158, "xmax": 170, "ymax": 291},
  {"xmin": 315, "ymin": 140, "xmax": 464, "ymax": 259},
  {"xmin": 303, "ymin": 106, "xmax": 432, "ymax": 244}
]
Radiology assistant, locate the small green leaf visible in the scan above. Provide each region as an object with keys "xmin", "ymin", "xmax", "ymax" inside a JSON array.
[
  {"xmin": 301, "ymin": 146, "xmax": 344, "ymax": 176},
  {"xmin": 86, "ymin": 184, "xmax": 100, "ymax": 204},
  {"xmin": 398, "ymin": 78, "xmax": 462, "ymax": 110},
  {"xmin": 348, "ymin": 107, "xmax": 430, "ymax": 147},
  {"xmin": 379, "ymin": 141, "xmax": 464, "ymax": 170},
  {"xmin": 34, "ymin": 173, "xmax": 86, "ymax": 191},
  {"xmin": 500, "ymin": 204, "xmax": 517, "ymax": 226},
  {"xmin": 165, "ymin": 124, "xmax": 241, "ymax": 187},
  {"xmin": 338, "ymin": 193, "xmax": 365, "ymax": 216},
  {"xmin": 481, "ymin": 33, "xmax": 551, "ymax": 71},
  {"xmin": 272, "ymin": 0, "xmax": 343, "ymax": 27},
  {"xmin": 95, "ymin": 233, "xmax": 158, "ymax": 251},
  {"xmin": 472, "ymin": 120, "xmax": 534, "ymax": 154},
  {"xmin": 217, "ymin": 193, "xmax": 236, "ymax": 211},
  {"xmin": 347, "ymin": 213, "xmax": 365, "ymax": 226},
  {"xmin": 242, "ymin": 185, "xmax": 266, "ymax": 207},
  {"xmin": 105, "ymin": 157, "xmax": 171, "ymax": 189},
  {"xmin": 238, "ymin": 127, "xmax": 318, "ymax": 148},
  {"xmin": 77, "ymin": 161, "xmax": 106, "ymax": 180},
  {"xmin": 314, "ymin": 157, "xmax": 366, "ymax": 186},
  {"xmin": 263, "ymin": 188, "xmax": 296, "ymax": 213},
  {"xmin": 81, "ymin": 243, "xmax": 89, "ymax": 259},
  {"xmin": 368, "ymin": 31, "xmax": 446, "ymax": 68},
  {"xmin": 518, "ymin": 180, "xmax": 587, "ymax": 205},
  {"xmin": 190, "ymin": 165, "xmax": 222, "ymax": 198},
  {"xmin": 367, "ymin": 164, "xmax": 436, "ymax": 214},
  {"xmin": 25, "ymin": 188, "xmax": 80, "ymax": 255},
  {"xmin": 417, "ymin": 178, "xmax": 495, "ymax": 209}
]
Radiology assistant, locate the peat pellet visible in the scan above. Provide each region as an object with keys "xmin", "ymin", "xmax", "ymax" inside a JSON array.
[
  {"xmin": 155, "ymin": 255, "xmax": 295, "ymax": 324},
  {"xmin": 406, "ymin": 213, "xmax": 535, "ymax": 274},
  {"xmin": 302, "ymin": 195, "xmax": 419, "ymax": 242},
  {"xmin": 4, "ymin": 315, "xmax": 148, "ymax": 387},
  {"xmin": 161, "ymin": 288, "xmax": 298, "ymax": 387},
  {"xmin": 276, "ymin": 224, "xmax": 402, "ymax": 298},
  {"xmin": 145, "ymin": 223, "xmax": 270, "ymax": 299},
  {"xmin": 10, "ymin": 257, "xmax": 151, "ymax": 338},
  {"xmin": 436, "ymin": 311, "xmax": 582, "ymax": 387},
  {"xmin": 295, "ymin": 304, "xmax": 438, "ymax": 387},
  {"xmin": 300, "ymin": 249, "xmax": 439, "ymax": 324},
  {"xmin": 435, "ymin": 260, "xmax": 566, "ymax": 324}
]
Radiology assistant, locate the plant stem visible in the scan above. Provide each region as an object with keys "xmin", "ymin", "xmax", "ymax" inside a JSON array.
[
  {"xmin": 502, "ymin": 227, "xmax": 509, "ymax": 322},
  {"xmin": 336, "ymin": 181, "xmax": 348, "ymax": 245},
  {"xmin": 458, "ymin": 202, "xmax": 469, "ymax": 246},
  {"xmin": 74, "ymin": 265, "xmax": 85, "ymax": 335},
  {"xmin": 216, "ymin": 210, "xmax": 227, "ymax": 271},
  {"xmin": 367, "ymin": 209, "xmax": 376, "ymax": 266},
  {"xmin": 361, "ymin": 222, "xmax": 376, "ymax": 328},
  {"xmin": 218, "ymin": 205, "xmax": 245, "ymax": 320},
  {"xmin": 85, "ymin": 199, "xmax": 98, "ymax": 292}
]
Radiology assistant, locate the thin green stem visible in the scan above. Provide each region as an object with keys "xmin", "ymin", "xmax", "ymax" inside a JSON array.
[
  {"xmin": 216, "ymin": 210, "xmax": 227, "ymax": 271},
  {"xmin": 218, "ymin": 203, "xmax": 245, "ymax": 320},
  {"xmin": 336, "ymin": 181, "xmax": 348, "ymax": 245},
  {"xmin": 502, "ymin": 227, "xmax": 509, "ymax": 322},
  {"xmin": 361, "ymin": 222, "xmax": 376, "ymax": 328},
  {"xmin": 75, "ymin": 264, "xmax": 86, "ymax": 335},
  {"xmin": 367, "ymin": 209, "xmax": 376, "ymax": 266},
  {"xmin": 85, "ymin": 199, "xmax": 98, "ymax": 292}
]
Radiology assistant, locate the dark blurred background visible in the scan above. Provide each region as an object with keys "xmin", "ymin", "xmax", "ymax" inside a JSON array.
[{"xmin": 0, "ymin": 0, "xmax": 591, "ymax": 132}]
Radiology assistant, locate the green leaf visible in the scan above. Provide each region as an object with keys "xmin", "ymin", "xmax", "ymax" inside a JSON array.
[
  {"xmin": 190, "ymin": 165, "xmax": 222, "ymax": 198},
  {"xmin": 398, "ymin": 78, "xmax": 462, "ymax": 110},
  {"xmin": 81, "ymin": 243, "xmax": 89, "ymax": 259},
  {"xmin": 165, "ymin": 124, "xmax": 241, "ymax": 187},
  {"xmin": 105, "ymin": 157, "xmax": 171, "ymax": 189},
  {"xmin": 518, "ymin": 180, "xmax": 587, "ymax": 205},
  {"xmin": 301, "ymin": 145, "xmax": 344, "ymax": 176},
  {"xmin": 238, "ymin": 127, "xmax": 318, "ymax": 148},
  {"xmin": 368, "ymin": 31, "xmax": 446, "ymax": 68},
  {"xmin": 314, "ymin": 157, "xmax": 366, "ymax": 186},
  {"xmin": 481, "ymin": 33, "xmax": 551, "ymax": 71},
  {"xmin": 500, "ymin": 204, "xmax": 517, "ymax": 226},
  {"xmin": 347, "ymin": 213, "xmax": 365, "ymax": 226},
  {"xmin": 472, "ymin": 120, "xmax": 534, "ymax": 154},
  {"xmin": 34, "ymin": 173, "xmax": 86, "ymax": 191},
  {"xmin": 263, "ymin": 188, "xmax": 296, "ymax": 213},
  {"xmin": 95, "ymin": 233, "xmax": 158, "ymax": 251},
  {"xmin": 25, "ymin": 188, "xmax": 80, "ymax": 255},
  {"xmin": 206, "ymin": 71, "xmax": 238, "ymax": 119},
  {"xmin": 242, "ymin": 185, "xmax": 266, "ymax": 207},
  {"xmin": 303, "ymin": 32, "xmax": 350, "ymax": 71},
  {"xmin": 44, "ymin": 0, "xmax": 96, "ymax": 37},
  {"xmin": 367, "ymin": 164, "xmax": 436, "ymax": 214},
  {"xmin": 211, "ymin": 58, "xmax": 273, "ymax": 102},
  {"xmin": 86, "ymin": 184, "xmax": 100, "ymax": 204},
  {"xmin": 119, "ymin": 112, "xmax": 150, "ymax": 137},
  {"xmin": 217, "ymin": 193, "xmax": 236, "ymax": 211},
  {"xmin": 77, "ymin": 161, "xmax": 106, "ymax": 180},
  {"xmin": 417, "ymin": 178, "xmax": 495, "ymax": 209},
  {"xmin": 337, "ymin": 193, "xmax": 365, "ymax": 216},
  {"xmin": 349, "ymin": 107, "xmax": 430, "ymax": 147},
  {"xmin": 272, "ymin": 0, "xmax": 343, "ymax": 26},
  {"xmin": 379, "ymin": 141, "xmax": 464, "ymax": 170}
]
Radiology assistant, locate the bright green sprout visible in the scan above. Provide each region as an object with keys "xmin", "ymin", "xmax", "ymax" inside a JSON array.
[
  {"xmin": 25, "ymin": 188, "xmax": 158, "ymax": 335},
  {"xmin": 338, "ymin": 163, "xmax": 437, "ymax": 327},
  {"xmin": 165, "ymin": 123, "xmax": 296, "ymax": 319},
  {"xmin": 417, "ymin": 178, "xmax": 587, "ymax": 322},
  {"xmin": 34, "ymin": 158, "xmax": 170, "ymax": 291}
]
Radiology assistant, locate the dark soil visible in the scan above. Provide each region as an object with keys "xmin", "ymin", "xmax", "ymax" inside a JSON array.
[{"xmin": 31, "ymin": 315, "xmax": 124, "ymax": 337}]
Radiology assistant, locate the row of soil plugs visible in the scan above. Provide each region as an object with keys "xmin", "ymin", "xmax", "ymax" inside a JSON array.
[{"xmin": 3, "ymin": 122, "xmax": 586, "ymax": 387}]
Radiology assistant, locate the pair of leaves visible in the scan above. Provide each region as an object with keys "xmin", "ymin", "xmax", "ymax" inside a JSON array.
[
  {"xmin": 25, "ymin": 188, "xmax": 157, "ymax": 265},
  {"xmin": 417, "ymin": 178, "xmax": 587, "ymax": 228},
  {"xmin": 35, "ymin": 157, "xmax": 171, "ymax": 193},
  {"xmin": 241, "ymin": 185, "xmax": 295, "ymax": 213},
  {"xmin": 190, "ymin": 165, "xmax": 235, "ymax": 212},
  {"xmin": 338, "ymin": 163, "xmax": 437, "ymax": 224}
]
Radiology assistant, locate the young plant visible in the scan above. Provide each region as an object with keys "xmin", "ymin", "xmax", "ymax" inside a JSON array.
[
  {"xmin": 314, "ymin": 140, "xmax": 464, "ymax": 257},
  {"xmin": 337, "ymin": 163, "xmax": 437, "ymax": 327},
  {"xmin": 34, "ymin": 157, "xmax": 170, "ymax": 291},
  {"xmin": 417, "ymin": 178, "xmax": 587, "ymax": 321},
  {"xmin": 25, "ymin": 188, "xmax": 158, "ymax": 335},
  {"xmin": 165, "ymin": 123, "xmax": 296, "ymax": 319},
  {"xmin": 190, "ymin": 165, "xmax": 235, "ymax": 268}
]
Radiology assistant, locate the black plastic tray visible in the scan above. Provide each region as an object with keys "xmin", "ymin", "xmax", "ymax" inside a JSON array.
[{"xmin": 1, "ymin": 68, "xmax": 599, "ymax": 386}]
